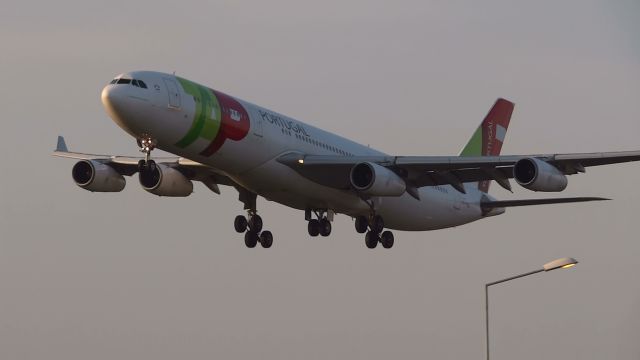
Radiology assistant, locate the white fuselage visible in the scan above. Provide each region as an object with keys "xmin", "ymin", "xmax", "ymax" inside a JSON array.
[{"xmin": 102, "ymin": 71, "xmax": 495, "ymax": 231}]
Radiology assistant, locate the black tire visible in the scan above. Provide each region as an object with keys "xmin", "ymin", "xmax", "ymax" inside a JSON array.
[
  {"xmin": 308, "ymin": 219, "xmax": 320, "ymax": 237},
  {"xmin": 248, "ymin": 215, "xmax": 263, "ymax": 233},
  {"xmin": 355, "ymin": 215, "xmax": 368, "ymax": 233},
  {"xmin": 137, "ymin": 159, "xmax": 146, "ymax": 172},
  {"xmin": 244, "ymin": 231, "xmax": 259, "ymax": 248},
  {"xmin": 371, "ymin": 215, "xmax": 384, "ymax": 234},
  {"xmin": 260, "ymin": 231, "xmax": 273, "ymax": 248},
  {"xmin": 234, "ymin": 215, "xmax": 248, "ymax": 233},
  {"xmin": 381, "ymin": 231, "xmax": 394, "ymax": 249},
  {"xmin": 365, "ymin": 231, "xmax": 378, "ymax": 249},
  {"xmin": 319, "ymin": 218, "xmax": 332, "ymax": 237}
]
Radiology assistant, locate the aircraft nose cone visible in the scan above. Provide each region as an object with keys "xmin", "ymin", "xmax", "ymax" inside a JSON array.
[
  {"xmin": 101, "ymin": 83, "xmax": 139, "ymax": 136},
  {"xmin": 101, "ymin": 84, "xmax": 124, "ymax": 110}
]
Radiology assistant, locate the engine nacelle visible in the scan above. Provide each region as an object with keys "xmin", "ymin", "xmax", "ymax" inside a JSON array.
[
  {"xmin": 139, "ymin": 163, "xmax": 193, "ymax": 197},
  {"xmin": 350, "ymin": 162, "xmax": 406, "ymax": 196},
  {"xmin": 513, "ymin": 157, "xmax": 567, "ymax": 192},
  {"xmin": 72, "ymin": 160, "xmax": 125, "ymax": 192}
]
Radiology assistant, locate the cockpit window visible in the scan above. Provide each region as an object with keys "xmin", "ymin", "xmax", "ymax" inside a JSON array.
[{"xmin": 112, "ymin": 77, "xmax": 148, "ymax": 88}]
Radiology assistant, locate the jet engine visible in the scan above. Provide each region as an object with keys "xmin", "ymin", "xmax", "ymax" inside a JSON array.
[
  {"xmin": 139, "ymin": 163, "xmax": 193, "ymax": 197},
  {"xmin": 350, "ymin": 162, "xmax": 406, "ymax": 196},
  {"xmin": 72, "ymin": 160, "xmax": 125, "ymax": 192},
  {"xmin": 513, "ymin": 157, "xmax": 567, "ymax": 192}
]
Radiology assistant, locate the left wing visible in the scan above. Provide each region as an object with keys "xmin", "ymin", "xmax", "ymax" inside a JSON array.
[{"xmin": 277, "ymin": 150, "xmax": 640, "ymax": 193}]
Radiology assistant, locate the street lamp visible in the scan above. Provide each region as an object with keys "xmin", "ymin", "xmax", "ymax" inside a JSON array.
[{"xmin": 485, "ymin": 257, "xmax": 578, "ymax": 360}]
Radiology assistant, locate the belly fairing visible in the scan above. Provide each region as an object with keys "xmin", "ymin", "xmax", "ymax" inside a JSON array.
[
  {"xmin": 232, "ymin": 159, "xmax": 369, "ymax": 214},
  {"xmin": 376, "ymin": 188, "xmax": 484, "ymax": 231}
]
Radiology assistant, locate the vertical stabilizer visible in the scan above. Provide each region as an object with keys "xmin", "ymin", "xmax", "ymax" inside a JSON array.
[{"xmin": 459, "ymin": 98, "xmax": 514, "ymax": 192}]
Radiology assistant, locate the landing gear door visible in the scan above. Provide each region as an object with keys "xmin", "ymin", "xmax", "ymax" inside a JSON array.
[{"xmin": 163, "ymin": 78, "xmax": 181, "ymax": 109}]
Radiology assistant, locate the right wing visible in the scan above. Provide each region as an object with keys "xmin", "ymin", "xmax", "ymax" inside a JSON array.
[{"xmin": 52, "ymin": 136, "xmax": 238, "ymax": 192}]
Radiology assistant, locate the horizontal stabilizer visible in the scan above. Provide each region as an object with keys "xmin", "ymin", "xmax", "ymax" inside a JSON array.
[{"xmin": 482, "ymin": 197, "xmax": 609, "ymax": 210}]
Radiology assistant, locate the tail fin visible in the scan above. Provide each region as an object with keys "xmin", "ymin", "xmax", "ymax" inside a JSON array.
[{"xmin": 459, "ymin": 98, "xmax": 514, "ymax": 193}]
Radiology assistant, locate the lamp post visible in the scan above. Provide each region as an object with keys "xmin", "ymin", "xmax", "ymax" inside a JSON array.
[{"xmin": 485, "ymin": 257, "xmax": 578, "ymax": 360}]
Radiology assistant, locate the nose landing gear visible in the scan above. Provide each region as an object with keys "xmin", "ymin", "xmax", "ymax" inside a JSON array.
[
  {"xmin": 138, "ymin": 137, "xmax": 157, "ymax": 161},
  {"xmin": 137, "ymin": 137, "xmax": 157, "ymax": 172}
]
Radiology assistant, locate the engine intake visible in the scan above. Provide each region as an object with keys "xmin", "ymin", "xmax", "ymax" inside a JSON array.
[
  {"xmin": 72, "ymin": 160, "xmax": 125, "ymax": 192},
  {"xmin": 350, "ymin": 162, "xmax": 406, "ymax": 196},
  {"xmin": 139, "ymin": 163, "xmax": 193, "ymax": 197},
  {"xmin": 513, "ymin": 157, "xmax": 567, "ymax": 192}
]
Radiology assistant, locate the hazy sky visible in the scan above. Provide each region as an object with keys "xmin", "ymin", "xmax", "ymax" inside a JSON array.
[{"xmin": 2, "ymin": 1, "xmax": 639, "ymax": 359}]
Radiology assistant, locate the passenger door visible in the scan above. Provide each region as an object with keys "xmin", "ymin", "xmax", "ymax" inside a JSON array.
[
  {"xmin": 250, "ymin": 107, "xmax": 263, "ymax": 138},
  {"xmin": 163, "ymin": 78, "xmax": 181, "ymax": 109}
]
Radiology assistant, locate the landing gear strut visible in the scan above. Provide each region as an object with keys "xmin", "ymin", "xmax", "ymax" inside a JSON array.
[
  {"xmin": 137, "ymin": 137, "xmax": 157, "ymax": 172},
  {"xmin": 356, "ymin": 214, "xmax": 394, "ymax": 249},
  {"xmin": 306, "ymin": 209, "xmax": 332, "ymax": 237},
  {"xmin": 234, "ymin": 188, "xmax": 273, "ymax": 248}
]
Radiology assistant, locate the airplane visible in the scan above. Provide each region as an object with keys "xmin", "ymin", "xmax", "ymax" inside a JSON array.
[{"xmin": 53, "ymin": 71, "xmax": 640, "ymax": 249}]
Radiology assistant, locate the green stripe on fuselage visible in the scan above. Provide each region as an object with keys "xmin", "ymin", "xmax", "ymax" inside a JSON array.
[{"xmin": 175, "ymin": 77, "xmax": 221, "ymax": 148}]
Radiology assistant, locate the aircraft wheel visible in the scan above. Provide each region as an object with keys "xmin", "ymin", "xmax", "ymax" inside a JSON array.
[
  {"xmin": 260, "ymin": 231, "xmax": 273, "ymax": 248},
  {"xmin": 234, "ymin": 215, "xmax": 248, "ymax": 233},
  {"xmin": 319, "ymin": 218, "xmax": 332, "ymax": 237},
  {"xmin": 355, "ymin": 216, "xmax": 368, "ymax": 233},
  {"xmin": 308, "ymin": 219, "xmax": 320, "ymax": 237},
  {"xmin": 365, "ymin": 231, "xmax": 378, "ymax": 249},
  {"xmin": 244, "ymin": 231, "xmax": 259, "ymax": 248},
  {"xmin": 371, "ymin": 215, "xmax": 384, "ymax": 234},
  {"xmin": 248, "ymin": 215, "xmax": 263, "ymax": 233},
  {"xmin": 381, "ymin": 231, "xmax": 394, "ymax": 249}
]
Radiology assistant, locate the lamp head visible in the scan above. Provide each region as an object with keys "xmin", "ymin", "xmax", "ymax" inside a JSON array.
[{"xmin": 543, "ymin": 257, "xmax": 578, "ymax": 272}]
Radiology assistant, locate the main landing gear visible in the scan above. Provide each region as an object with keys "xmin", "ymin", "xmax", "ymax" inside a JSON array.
[
  {"xmin": 234, "ymin": 212, "xmax": 273, "ymax": 248},
  {"xmin": 355, "ymin": 214, "xmax": 394, "ymax": 249},
  {"xmin": 234, "ymin": 188, "xmax": 273, "ymax": 248},
  {"xmin": 306, "ymin": 209, "xmax": 332, "ymax": 237}
]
